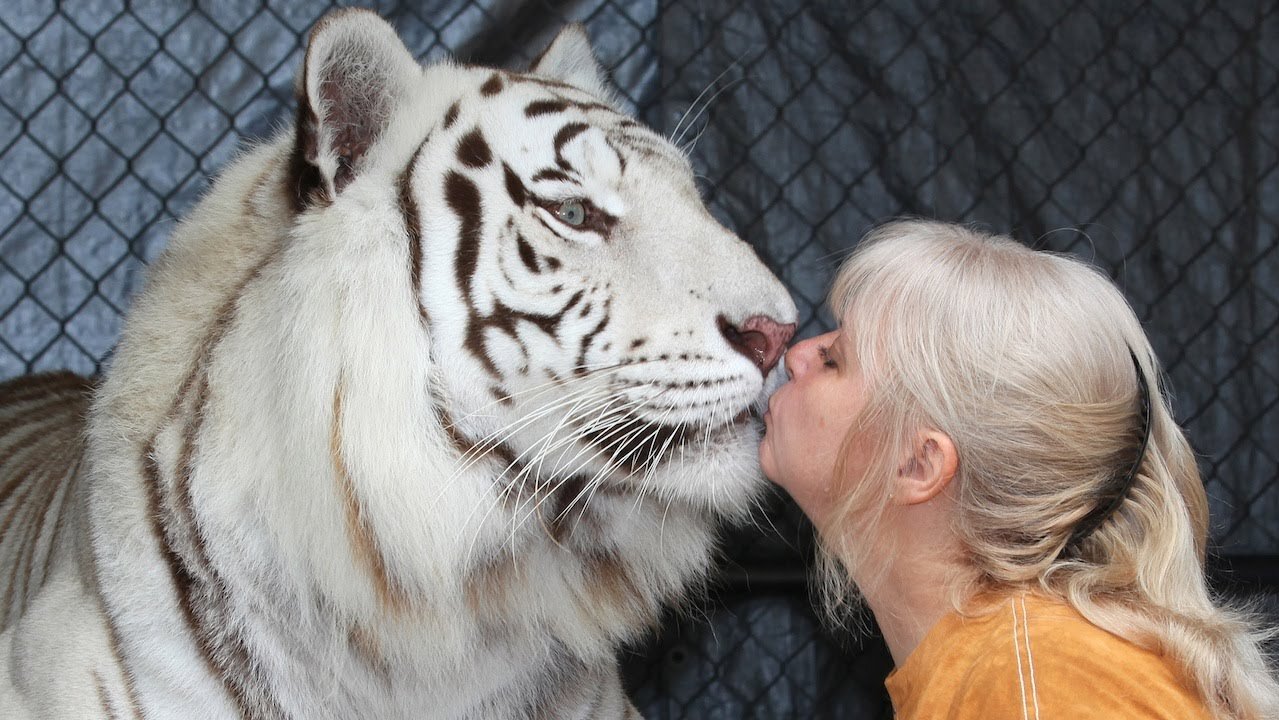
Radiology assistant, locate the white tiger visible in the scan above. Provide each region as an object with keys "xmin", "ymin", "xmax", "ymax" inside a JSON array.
[{"xmin": 0, "ymin": 9, "xmax": 796, "ymax": 719}]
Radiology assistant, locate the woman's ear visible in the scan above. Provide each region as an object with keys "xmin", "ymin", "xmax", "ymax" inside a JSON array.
[{"xmin": 895, "ymin": 429, "xmax": 958, "ymax": 505}]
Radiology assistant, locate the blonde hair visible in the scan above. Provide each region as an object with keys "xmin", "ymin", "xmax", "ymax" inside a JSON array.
[{"xmin": 816, "ymin": 219, "xmax": 1279, "ymax": 719}]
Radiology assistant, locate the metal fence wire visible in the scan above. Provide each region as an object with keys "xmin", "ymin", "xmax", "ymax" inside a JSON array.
[{"xmin": 1, "ymin": 1, "xmax": 1277, "ymax": 717}]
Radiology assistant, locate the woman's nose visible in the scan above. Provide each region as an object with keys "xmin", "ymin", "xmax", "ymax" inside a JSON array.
[
  {"xmin": 783, "ymin": 335, "xmax": 820, "ymax": 379},
  {"xmin": 784, "ymin": 331, "xmax": 840, "ymax": 379}
]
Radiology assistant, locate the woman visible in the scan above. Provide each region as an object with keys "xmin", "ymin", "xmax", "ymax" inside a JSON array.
[{"xmin": 760, "ymin": 219, "xmax": 1279, "ymax": 719}]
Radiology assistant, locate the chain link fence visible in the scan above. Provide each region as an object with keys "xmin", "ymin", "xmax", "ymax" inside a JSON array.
[{"xmin": 1, "ymin": 1, "xmax": 1276, "ymax": 717}]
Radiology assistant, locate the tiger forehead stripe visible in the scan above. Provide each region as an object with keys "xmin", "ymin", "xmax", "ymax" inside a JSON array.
[
  {"xmin": 480, "ymin": 72, "xmax": 504, "ymax": 96},
  {"xmin": 526, "ymin": 99, "xmax": 570, "ymax": 117},
  {"xmin": 443, "ymin": 101, "xmax": 460, "ymax": 130},
  {"xmin": 554, "ymin": 123, "xmax": 589, "ymax": 155},
  {"xmin": 508, "ymin": 73, "xmax": 617, "ymax": 109},
  {"xmin": 456, "ymin": 128, "xmax": 493, "ymax": 169},
  {"xmin": 554, "ymin": 122, "xmax": 590, "ymax": 174},
  {"xmin": 531, "ymin": 168, "xmax": 573, "ymax": 184},
  {"xmin": 609, "ymin": 129, "xmax": 687, "ymax": 175}
]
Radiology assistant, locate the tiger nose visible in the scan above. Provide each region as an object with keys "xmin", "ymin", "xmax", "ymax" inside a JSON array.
[{"xmin": 718, "ymin": 315, "xmax": 797, "ymax": 376}]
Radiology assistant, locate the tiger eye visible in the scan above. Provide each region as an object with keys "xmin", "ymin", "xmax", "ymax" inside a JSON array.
[{"xmin": 556, "ymin": 199, "xmax": 586, "ymax": 226}]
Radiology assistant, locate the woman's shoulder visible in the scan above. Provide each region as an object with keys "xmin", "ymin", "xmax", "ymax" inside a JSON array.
[{"xmin": 887, "ymin": 592, "xmax": 1213, "ymax": 719}]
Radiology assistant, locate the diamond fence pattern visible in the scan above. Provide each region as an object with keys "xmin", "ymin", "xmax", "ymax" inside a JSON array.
[{"xmin": 1, "ymin": 1, "xmax": 1276, "ymax": 717}]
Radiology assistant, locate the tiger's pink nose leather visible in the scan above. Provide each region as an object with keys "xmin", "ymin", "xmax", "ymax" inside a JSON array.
[{"xmin": 719, "ymin": 315, "xmax": 797, "ymax": 376}]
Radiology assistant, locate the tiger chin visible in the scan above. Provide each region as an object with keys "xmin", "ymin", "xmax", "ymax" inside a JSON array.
[{"xmin": 0, "ymin": 9, "xmax": 795, "ymax": 720}]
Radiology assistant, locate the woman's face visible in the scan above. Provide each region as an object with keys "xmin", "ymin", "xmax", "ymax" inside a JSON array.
[{"xmin": 760, "ymin": 328, "xmax": 870, "ymax": 525}]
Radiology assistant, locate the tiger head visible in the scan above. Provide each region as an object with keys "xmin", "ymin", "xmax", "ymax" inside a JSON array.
[
  {"xmin": 285, "ymin": 11, "xmax": 798, "ymax": 521},
  {"xmin": 288, "ymin": 11, "xmax": 797, "ymax": 529}
]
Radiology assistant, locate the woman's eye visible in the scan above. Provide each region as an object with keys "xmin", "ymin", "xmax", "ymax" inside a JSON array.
[{"xmin": 556, "ymin": 199, "xmax": 587, "ymax": 226}]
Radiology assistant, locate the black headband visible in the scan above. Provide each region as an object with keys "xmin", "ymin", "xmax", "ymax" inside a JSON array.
[{"xmin": 1065, "ymin": 349, "xmax": 1153, "ymax": 551}]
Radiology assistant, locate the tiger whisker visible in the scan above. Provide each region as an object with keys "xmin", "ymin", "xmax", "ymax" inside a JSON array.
[
  {"xmin": 441, "ymin": 364, "xmax": 666, "ymax": 477},
  {"xmin": 626, "ymin": 405, "xmax": 680, "ymax": 516},
  {"xmin": 501, "ymin": 391, "xmax": 636, "ymax": 524},
  {"xmin": 672, "ymin": 74, "xmax": 746, "ymax": 151},
  {"xmin": 546, "ymin": 396, "xmax": 675, "ymax": 523},
  {"xmin": 444, "ymin": 383, "xmax": 610, "ymax": 481},
  {"xmin": 442, "ymin": 363, "xmax": 632, "ymax": 430},
  {"xmin": 456, "ymin": 387, "xmax": 617, "ymax": 545},
  {"xmin": 465, "ymin": 388, "xmax": 640, "ymax": 563},
  {"xmin": 522, "ymin": 382, "xmax": 641, "ymax": 484},
  {"xmin": 438, "ymin": 385, "xmax": 614, "ymax": 527},
  {"xmin": 508, "ymin": 389, "xmax": 673, "ymax": 539},
  {"xmin": 504, "ymin": 398, "xmax": 657, "ymax": 533},
  {"xmin": 669, "ymin": 61, "xmax": 740, "ymax": 148}
]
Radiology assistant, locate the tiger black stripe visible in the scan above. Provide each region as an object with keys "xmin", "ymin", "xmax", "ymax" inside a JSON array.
[
  {"xmin": 456, "ymin": 128, "xmax": 493, "ymax": 169},
  {"xmin": 34, "ymin": 457, "xmax": 76, "ymax": 588},
  {"xmin": 604, "ymin": 137, "xmax": 627, "ymax": 174},
  {"xmin": 546, "ymin": 475, "xmax": 588, "ymax": 542},
  {"xmin": 515, "ymin": 234, "xmax": 539, "ymax": 273},
  {"xmin": 3, "ymin": 455, "xmax": 74, "ymax": 622},
  {"xmin": 166, "ymin": 373, "xmax": 284, "ymax": 719},
  {"xmin": 508, "ymin": 75, "xmax": 614, "ymax": 112},
  {"xmin": 332, "ymin": 380, "xmax": 410, "ymax": 611},
  {"xmin": 553, "ymin": 122, "xmax": 589, "ymax": 171},
  {"xmin": 443, "ymin": 100, "xmax": 460, "ymax": 129},
  {"xmin": 139, "ymin": 255, "xmax": 289, "ymax": 719},
  {"xmin": 445, "ymin": 170, "xmax": 492, "ymax": 378},
  {"xmin": 348, "ymin": 623, "xmax": 392, "ymax": 681},
  {"xmin": 502, "ymin": 162, "xmax": 528, "ymax": 206},
  {"xmin": 446, "ymin": 170, "xmax": 483, "ymax": 291},
  {"xmin": 582, "ymin": 414, "xmax": 689, "ymax": 475},
  {"xmin": 94, "ymin": 670, "xmax": 120, "ymax": 720},
  {"xmin": 0, "ymin": 459, "xmax": 50, "ymax": 620},
  {"xmin": 532, "ymin": 168, "xmax": 573, "ymax": 184},
  {"xmin": 525, "ymin": 650, "xmax": 590, "ymax": 720},
  {"xmin": 434, "ymin": 405, "xmax": 521, "ymax": 491},
  {"xmin": 612, "ymin": 131, "xmax": 682, "ymax": 168},
  {"xmin": 0, "ymin": 373, "xmax": 93, "ymax": 630},
  {"xmin": 480, "ymin": 72, "xmax": 504, "ymax": 96},
  {"xmin": 82, "ymin": 460, "xmax": 146, "ymax": 719},
  {"xmin": 439, "ymin": 407, "xmax": 540, "ymax": 510},
  {"xmin": 575, "ymin": 297, "xmax": 611, "ymax": 372},
  {"xmin": 525, "ymin": 99, "xmax": 570, "ymax": 117},
  {"xmin": 0, "ymin": 373, "xmax": 151, "ymax": 717},
  {"xmin": 398, "ymin": 140, "xmax": 430, "ymax": 327},
  {"xmin": 244, "ymin": 165, "xmax": 278, "ymax": 221},
  {"xmin": 462, "ymin": 549, "xmax": 518, "ymax": 619}
]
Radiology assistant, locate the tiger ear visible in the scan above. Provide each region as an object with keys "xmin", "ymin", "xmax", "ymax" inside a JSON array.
[
  {"xmin": 293, "ymin": 9, "xmax": 419, "ymax": 207},
  {"xmin": 529, "ymin": 24, "xmax": 615, "ymax": 102}
]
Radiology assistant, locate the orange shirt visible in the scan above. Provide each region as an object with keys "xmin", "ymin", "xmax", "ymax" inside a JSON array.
[{"xmin": 885, "ymin": 593, "xmax": 1213, "ymax": 719}]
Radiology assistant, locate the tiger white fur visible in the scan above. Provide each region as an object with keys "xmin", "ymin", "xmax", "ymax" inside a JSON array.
[{"xmin": 0, "ymin": 10, "xmax": 796, "ymax": 719}]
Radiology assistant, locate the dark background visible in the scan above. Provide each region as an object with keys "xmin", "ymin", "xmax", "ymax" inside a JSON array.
[{"xmin": 1, "ymin": 1, "xmax": 1275, "ymax": 717}]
